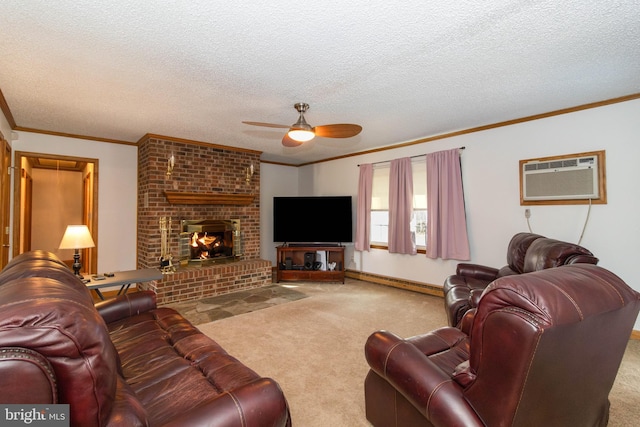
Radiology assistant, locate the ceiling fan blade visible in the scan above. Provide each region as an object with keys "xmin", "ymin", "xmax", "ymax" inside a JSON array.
[
  {"xmin": 314, "ymin": 124, "xmax": 362, "ymax": 138},
  {"xmin": 282, "ymin": 134, "xmax": 304, "ymax": 147},
  {"xmin": 242, "ymin": 121, "xmax": 290, "ymax": 129}
]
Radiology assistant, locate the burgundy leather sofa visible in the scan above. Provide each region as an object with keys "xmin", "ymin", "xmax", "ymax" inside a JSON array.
[
  {"xmin": 443, "ymin": 232, "xmax": 598, "ymax": 327},
  {"xmin": 365, "ymin": 264, "xmax": 640, "ymax": 427},
  {"xmin": 0, "ymin": 250, "xmax": 291, "ymax": 427}
]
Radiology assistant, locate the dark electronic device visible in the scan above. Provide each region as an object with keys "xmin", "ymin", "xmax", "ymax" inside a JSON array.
[
  {"xmin": 304, "ymin": 252, "xmax": 315, "ymax": 270},
  {"xmin": 273, "ymin": 196, "xmax": 353, "ymax": 244}
]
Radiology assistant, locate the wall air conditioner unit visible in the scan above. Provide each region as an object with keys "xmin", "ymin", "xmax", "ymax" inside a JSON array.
[{"xmin": 522, "ymin": 155, "xmax": 599, "ymax": 201}]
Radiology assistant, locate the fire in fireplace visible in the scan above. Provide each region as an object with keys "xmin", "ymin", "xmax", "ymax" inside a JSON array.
[{"xmin": 179, "ymin": 219, "xmax": 241, "ymax": 265}]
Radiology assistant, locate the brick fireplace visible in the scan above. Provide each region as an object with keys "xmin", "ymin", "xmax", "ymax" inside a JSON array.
[{"xmin": 136, "ymin": 134, "xmax": 271, "ymax": 304}]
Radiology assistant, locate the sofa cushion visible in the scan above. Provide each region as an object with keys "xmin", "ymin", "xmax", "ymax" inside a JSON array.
[
  {"xmin": 107, "ymin": 305, "xmax": 271, "ymax": 426},
  {"xmin": 466, "ymin": 264, "xmax": 637, "ymax": 426},
  {"xmin": 0, "ymin": 257, "xmax": 94, "ymax": 305},
  {"xmin": 504, "ymin": 232, "xmax": 544, "ymax": 274},
  {"xmin": 522, "ymin": 237, "xmax": 596, "ymax": 272},
  {"xmin": 1, "ymin": 249, "xmax": 69, "ymax": 270}
]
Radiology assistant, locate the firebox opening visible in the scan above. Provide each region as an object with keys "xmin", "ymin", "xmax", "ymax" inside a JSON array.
[
  {"xmin": 190, "ymin": 231, "xmax": 233, "ymax": 259},
  {"xmin": 180, "ymin": 219, "xmax": 241, "ymax": 265}
]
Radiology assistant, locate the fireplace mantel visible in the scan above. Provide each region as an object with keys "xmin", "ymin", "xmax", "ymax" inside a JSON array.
[{"xmin": 163, "ymin": 191, "xmax": 255, "ymax": 205}]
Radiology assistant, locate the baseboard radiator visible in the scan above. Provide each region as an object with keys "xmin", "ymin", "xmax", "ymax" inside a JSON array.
[{"xmin": 344, "ymin": 269, "xmax": 444, "ymax": 298}]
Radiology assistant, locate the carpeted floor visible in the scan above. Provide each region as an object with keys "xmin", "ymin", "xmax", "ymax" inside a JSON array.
[{"xmin": 189, "ymin": 279, "xmax": 640, "ymax": 427}]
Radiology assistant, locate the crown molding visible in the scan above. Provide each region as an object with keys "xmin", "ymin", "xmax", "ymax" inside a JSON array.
[
  {"xmin": 2, "ymin": 89, "xmax": 638, "ymax": 166},
  {"xmin": 138, "ymin": 133, "xmax": 262, "ymax": 156}
]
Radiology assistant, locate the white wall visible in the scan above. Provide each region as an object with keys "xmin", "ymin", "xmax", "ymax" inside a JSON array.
[
  {"xmin": 11, "ymin": 132, "xmax": 138, "ymax": 272},
  {"xmin": 262, "ymin": 98, "xmax": 640, "ymax": 330},
  {"xmin": 259, "ymin": 163, "xmax": 300, "ymax": 262}
]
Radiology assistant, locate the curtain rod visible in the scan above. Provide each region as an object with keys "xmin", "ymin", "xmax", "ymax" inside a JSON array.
[{"xmin": 357, "ymin": 146, "xmax": 465, "ymax": 167}]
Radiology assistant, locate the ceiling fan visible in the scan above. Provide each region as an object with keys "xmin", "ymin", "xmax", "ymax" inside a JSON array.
[{"xmin": 242, "ymin": 103, "xmax": 362, "ymax": 147}]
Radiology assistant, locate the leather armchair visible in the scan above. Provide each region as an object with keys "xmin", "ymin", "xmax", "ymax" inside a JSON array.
[
  {"xmin": 365, "ymin": 264, "xmax": 640, "ymax": 427},
  {"xmin": 443, "ymin": 232, "xmax": 598, "ymax": 327}
]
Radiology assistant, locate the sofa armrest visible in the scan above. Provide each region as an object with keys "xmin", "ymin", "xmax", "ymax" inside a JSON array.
[
  {"xmin": 456, "ymin": 263, "xmax": 500, "ymax": 281},
  {"xmin": 365, "ymin": 330, "xmax": 483, "ymax": 427},
  {"xmin": 95, "ymin": 291, "xmax": 157, "ymax": 324},
  {"xmin": 160, "ymin": 378, "xmax": 290, "ymax": 427},
  {"xmin": 405, "ymin": 327, "xmax": 468, "ymax": 355},
  {"xmin": 0, "ymin": 347, "xmax": 57, "ymax": 404}
]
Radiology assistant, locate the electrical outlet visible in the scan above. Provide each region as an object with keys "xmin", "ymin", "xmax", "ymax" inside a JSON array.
[{"xmin": 524, "ymin": 209, "xmax": 531, "ymax": 219}]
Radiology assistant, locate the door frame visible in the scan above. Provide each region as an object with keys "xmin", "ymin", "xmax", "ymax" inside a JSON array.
[
  {"xmin": 12, "ymin": 151, "xmax": 99, "ymax": 271},
  {"xmin": 0, "ymin": 135, "xmax": 11, "ymax": 268}
]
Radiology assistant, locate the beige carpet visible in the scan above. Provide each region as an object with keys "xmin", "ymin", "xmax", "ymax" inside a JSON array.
[{"xmin": 196, "ymin": 279, "xmax": 640, "ymax": 427}]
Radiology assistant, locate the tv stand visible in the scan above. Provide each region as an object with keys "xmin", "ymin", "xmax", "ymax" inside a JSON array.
[
  {"xmin": 276, "ymin": 245, "xmax": 345, "ymax": 283},
  {"xmin": 287, "ymin": 243, "xmax": 342, "ymax": 247}
]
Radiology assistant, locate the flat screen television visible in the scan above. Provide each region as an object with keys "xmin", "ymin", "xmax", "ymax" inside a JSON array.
[{"xmin": 273, "ymin": 196, "xmax": 353, "ymax": 244}]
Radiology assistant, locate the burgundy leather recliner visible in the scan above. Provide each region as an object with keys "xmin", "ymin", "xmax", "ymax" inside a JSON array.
[
  {"xmin": 365, "ymin": 264, "xmax": 640, "ymax": 427},
  {"xmin": 443, "ymin": 232, "xmax": 598, "ymax": 327},
  {"xmin": 0, "ymin": 250, "xmax": 291, "ymax": 427}
]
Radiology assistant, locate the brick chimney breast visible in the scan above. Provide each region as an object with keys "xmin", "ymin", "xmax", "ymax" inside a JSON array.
[{"xmin": 136, "ymin": 135, "xmax": 269, "ymax": 305}]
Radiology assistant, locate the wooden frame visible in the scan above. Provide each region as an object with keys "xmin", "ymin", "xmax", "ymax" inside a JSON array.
[
  {"xmin": 519, "ymin": 150, "xmax": 607, "ymax": 206},
  {"xmin": 0, "ymin": 134, "xmax": 11, "ymax": 268}
]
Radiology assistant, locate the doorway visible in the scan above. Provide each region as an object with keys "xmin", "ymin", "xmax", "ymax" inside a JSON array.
[{"xmin": 12, "ymin": 152, "xmax": 98, "ymax": 273}]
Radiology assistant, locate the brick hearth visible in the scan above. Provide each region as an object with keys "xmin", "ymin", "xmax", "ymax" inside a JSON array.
[
  {"xmin": 136, "ymin": 134, "xmax": 270, "ymax": 305},
  {"xmin": 141, "ymin": 260, "xmax": 272, "ymax": 305}
]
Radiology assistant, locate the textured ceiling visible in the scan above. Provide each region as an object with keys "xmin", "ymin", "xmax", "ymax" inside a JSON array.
[{"xmin": 1, "ymin": 1, "xmax": 639, "ymax": 165}]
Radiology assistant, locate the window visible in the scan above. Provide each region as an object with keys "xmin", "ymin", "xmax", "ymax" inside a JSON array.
[
  {"xmin": 370, "ymin": 160, "xmax": 427, "ymax": 249},
  {"xmin": 370, "ymin": 166, "xmax": 389, "ymax": 244},
  {"xmin": 412, "ymin": 163, "xmax": 427, "ymax": 247}
]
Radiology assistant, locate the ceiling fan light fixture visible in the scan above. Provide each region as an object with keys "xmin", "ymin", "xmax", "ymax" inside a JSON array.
[
  {"xmin": 242, "ymin": 102, "xmax": 362, "ymax": 147},
  {"xmin": 288, "ymin": 109, "xmax": 315, "ymax": 142},
  {"xmin": 287, "ymin": 129, "xmax": 315, "ymax": 142}
]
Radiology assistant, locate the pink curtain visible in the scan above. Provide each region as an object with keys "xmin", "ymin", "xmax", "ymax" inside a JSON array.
[
  {"xmin": 355, "ymin": 163, "xmax": 373, "ymax": 251},
  {"xmin": 388, "ymin": 158, "xmax": 416, "ymax": 254},
  {"xmin": 426, "ymin": 149, "xmax": 470, "ymax": 260}
]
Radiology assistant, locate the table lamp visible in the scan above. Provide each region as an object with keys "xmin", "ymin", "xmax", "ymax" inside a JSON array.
[{"xmin": 58, "ymin": 225, "xmax": 95, "ymax": 278}]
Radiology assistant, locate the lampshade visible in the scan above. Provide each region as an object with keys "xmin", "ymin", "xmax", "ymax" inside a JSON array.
[{"xmin": 59, "ymin": 225, "xmax": 95, "ymax": 249}]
